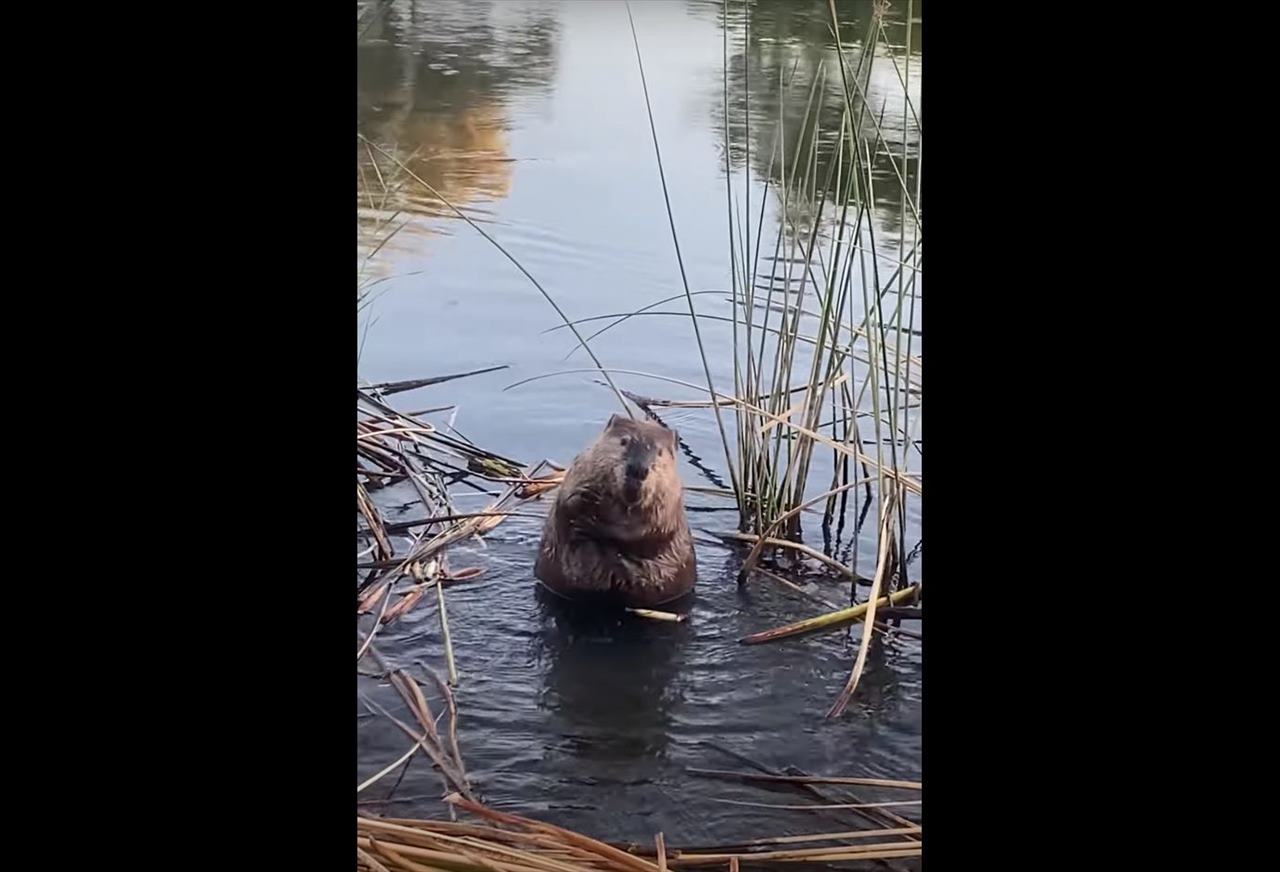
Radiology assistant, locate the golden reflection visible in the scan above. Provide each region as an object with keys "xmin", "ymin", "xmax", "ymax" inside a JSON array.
[{"xmin": 356, "ymin": 0, "xmax": 558, "ymax": 273}]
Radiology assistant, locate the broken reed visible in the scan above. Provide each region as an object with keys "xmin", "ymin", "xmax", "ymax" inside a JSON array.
[{"xmin": 356, "ymin": 377, "xmax": 563, "ymax": 645}]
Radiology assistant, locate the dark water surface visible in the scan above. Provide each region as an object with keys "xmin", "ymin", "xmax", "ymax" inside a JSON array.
[{"xmin": 358, "ymin": 0, "xmax": 921, "ymax": 854}]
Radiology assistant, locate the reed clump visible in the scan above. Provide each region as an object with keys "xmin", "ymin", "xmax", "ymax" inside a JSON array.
[
  {"xmin": 606, "ymin": 0, "xmax": 922, "ymax": 714},
  {"xmin": 359, "ymin": 785, "xmax": 921, "ymax": 872}
]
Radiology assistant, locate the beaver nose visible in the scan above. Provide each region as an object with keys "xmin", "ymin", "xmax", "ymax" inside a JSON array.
[{"xmin": 624, "ymin": 438, "xmax": 656, "ymax": 483}]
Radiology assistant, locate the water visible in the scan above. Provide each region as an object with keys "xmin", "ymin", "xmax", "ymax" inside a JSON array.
[{"xmin": 358, "ymin": 0, "xmax": 921, "ymax": 854}]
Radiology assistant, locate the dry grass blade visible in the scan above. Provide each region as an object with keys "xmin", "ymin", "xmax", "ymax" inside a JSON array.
[
  {"xmin": 359, "ymin": 742, "xmax": 422, "ymax": 795},
  {"xmin": 366, "ymin": 366, "xmax": 510, "ymax": 395}
]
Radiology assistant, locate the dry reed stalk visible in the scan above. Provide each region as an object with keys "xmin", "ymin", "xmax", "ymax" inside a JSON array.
[
  {"xmin": 436, "ymin": 580, "xmax": 458, "ymax": 685},
  {"xmin": 357, "ymin": 812, "xmax": 924, "ymax": 870},
  {"xmin": 359, "ymin": 577, "xmax": 396, "ymax": 614},
  {"xmin": 379, "ymin": 512, "xmax": 535, "ymax": 532},
  {"xmin": 619, "ymin": 824, "xmax": 921, "ymax": 851},
  {"xmin": 419, "ymin": 663, "xmax": 469, "ymax": 792},
  {"xmin": 732, "ymin": 479, "xmax": 871, "ymax": 583},
  {"xmin": 685, "ymin": 768, "xmax": 920, "ymax": 790},
  {"xmin": 666, "ymin": 841, "xmax": 921, "ymax": 864},
  {"xmin": 382, "ymin": 585, "xmax": 429, "ymax": 625},
  {"xmin": 749, "ymin": 568, "xmax": 841, "ymax": 610},
  {"xmin": 625, "ymin": 609, "xmax": 686, "ymax": 623},
  {"xmin": 708, "ymin": 797, "xmax": 921, "ymax": 811},
  {"xmin": 357, "ymin": 583, "xmax": 394, "ymax": 660},
  {"xmin": 357, "ymin": 844, "xmax": 394, "ymax": 872},
  {"xmin": 376, "ymin": 819, "xmax": 625, "ymax": 868},
  {"xmin": 716, "ymin": 531, "xmax": 861, "ymax": 581},
  {"xmin": 366, "ymin": 367, "xmax": 510, "ymax": 395},
  {"xmin": 399, "ymin": 827, "xmax": 596, "ymax": 872},
  {"xmin": 358, "ymin": 426, "xmax": 440, "ymax": 442},
  {"xmin": 515, "ymin": 471, "xmax": 565, "ymax": 499},
  {"xmin": 827, "ymin": 488, "xmax": 896, "ymax": 718},
  {"xmin": 359, "ymin": 698, "xmax": 460, "ymax": 799},
  {"xmin": 694, "ymin": 741, "xmax": 915, "ymax": 835},
  {"xmin": 362, "ymin": 670, "xmax": 473, "ymax": 802},
  {"xmin": 363, "ymin": 834, "xmax": 547, "ymax": 872},
  {"xmin": 738, "ymin": 584, "xmax": 920, "ymax": 644},
  {"xmin": 359, "ymin": 480, "xmax": 394, "ymax": 560},
  {"xmin": 445, "ymin": 795, "xmax": 663, "ymax": 872}
]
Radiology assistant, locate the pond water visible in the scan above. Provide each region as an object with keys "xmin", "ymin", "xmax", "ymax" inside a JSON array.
[{"xmin": 358, "ymin": 0, "xmax": 921, "ymax": 859}]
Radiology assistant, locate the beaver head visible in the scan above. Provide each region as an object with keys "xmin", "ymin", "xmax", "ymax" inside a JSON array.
[{"xmin": 565, "ymin": 414, "xmax": 683, "ymax": 545}]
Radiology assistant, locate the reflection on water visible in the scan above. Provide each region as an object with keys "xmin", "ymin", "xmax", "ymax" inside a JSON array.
[
  {"xmin": 536, "ymin": 593, "xmax": 687, "ymax": 766},
  {"xmin": 703, "ymin": 0, "xmax": 921, "ymax": 234},
  {"xmin": 357, "ymin": 0, "xmax": 561, "ymax": 264}
]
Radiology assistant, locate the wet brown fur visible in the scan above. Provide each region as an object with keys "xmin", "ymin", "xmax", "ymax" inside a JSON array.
[{"xmin": 535, "ymin": 415, "xmax": 696, "ymax": 608}]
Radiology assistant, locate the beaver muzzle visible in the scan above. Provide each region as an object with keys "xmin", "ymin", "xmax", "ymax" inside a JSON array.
[{"xmin": 622, "ymin": 438, "xmax": 656, "ymax": 502}]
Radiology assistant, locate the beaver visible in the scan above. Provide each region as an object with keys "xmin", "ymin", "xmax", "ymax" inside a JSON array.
[{"xmin": 535, "ymin": 415, "xmax": 696, "ymax": 608}]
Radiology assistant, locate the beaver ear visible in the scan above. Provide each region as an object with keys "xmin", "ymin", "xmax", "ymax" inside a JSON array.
[
  {"xmin": 606, "ymin": 414, "xmax": 623, "ymax": 430},
  {"xmin": 666, "ymin": 428, "xmax": 679, "ymax": 449}
]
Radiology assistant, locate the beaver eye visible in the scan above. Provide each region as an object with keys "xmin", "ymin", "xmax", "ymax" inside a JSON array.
[{"xmin": 619, "ymin": 437, "xmax": 629, "ymax": 446}]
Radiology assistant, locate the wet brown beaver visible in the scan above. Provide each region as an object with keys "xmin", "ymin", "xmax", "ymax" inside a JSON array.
[{"xmin": 535, "ymin": 415, "xmax": 696, "ymax": 608}]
